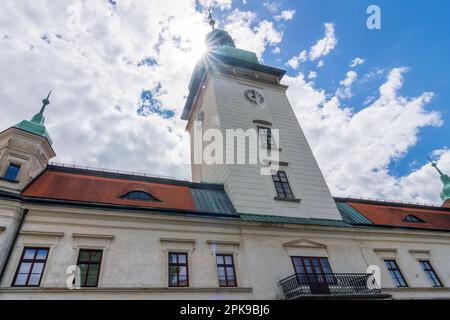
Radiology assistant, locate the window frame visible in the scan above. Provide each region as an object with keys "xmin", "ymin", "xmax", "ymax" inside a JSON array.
[
  {"xmin": 291, "ymin": 256, "xmax": 335, "ymax": 284},
  {"xmin": 168, "ymin": 252, "xmax": 189, "ymax": 287},
  {"xmin": 12, "ymin": 247, "xmax": 49, "ymax": 287},
  {"xmin": 257, "ymin": 126, "xmax": 273, "ymax": 150},
  {"xmin": 120, "ymin": 190, "xmax": 160, "ymax": 202},
  {"xmin": 3, "ymin": 163, "xmax": 21, "ymax": 181},
  {"xmin": 76, "ymin": 249, "xmax": 103, "ymax": 288},
  {"xmin": 404, "ymin": 215, "xmax": 424, "ymax": 223},
  {"xmin": 272, "ymin": 171, "xmax": 295, "ymax": 199},
  {"xmin": 216, "ymin": 254, "xmax": 237, "ymax": 287},
  {"xmin": 384, "ymin": 259, "xmax": 408, "ymax": 287},
  {"xmin": 419, "ymin": 260, "xmax": 443, "ymax": 288}
]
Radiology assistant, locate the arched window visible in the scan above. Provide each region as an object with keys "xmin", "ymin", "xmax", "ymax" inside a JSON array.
[
  {"xmin": 404, "ymin": 215, "xmax": 424, "ymax": 223},
  {"xmin": 120, "ymin": 191, "xmax": 160, "ymax": 202}
]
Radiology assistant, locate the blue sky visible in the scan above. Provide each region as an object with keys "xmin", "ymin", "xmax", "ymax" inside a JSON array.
[
  {"xmin": 222, "ymin": 0, "xmax": 450, "ymax": 177},
  {"xmin": 0, "ymin": 0, "xmax": 448, "ymax": 204}
]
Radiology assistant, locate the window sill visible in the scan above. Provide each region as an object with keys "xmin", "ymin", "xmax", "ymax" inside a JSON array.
[
  {"xmin": 274, "ymin": 197, "xmax": 301, "ymax": 203},
  {"xmin": 0, "ymin": 177, "xmax": 19, "ymax": 183}
]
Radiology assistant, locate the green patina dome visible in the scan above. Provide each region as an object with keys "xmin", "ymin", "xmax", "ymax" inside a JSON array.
[{"xmin": 14, "ymin": 92, "xmax": 53, "ymax": 145}]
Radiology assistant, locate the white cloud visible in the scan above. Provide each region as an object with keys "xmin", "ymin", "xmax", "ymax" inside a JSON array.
[
  {"xmin": 262, "ymin": 1, "xmax": 279, "ymax": 13},
  {"xmin": 286, "ymin": 49, "xmax": 307, "ymax": 69},
  {"xmin": 317, "ymin": 60, "xmax": 325, "ymax": 68},
  {"xmin": 225, "ymin": 9, "xmax": 283, "ymax": 59},
  {"xmin": 272, "ymin": 46, "xmax": 280, "ymax": 54},
  {"xmin": 309, "ymin": 23, "xmax": 337, "ymax": 61},
  {"xmin": 0, "ymin": 1, "xmax": 215, "ymax": 179},
  {"xmin": 197, "ymin": 0, "xmax": 233, "ymax": 10},
  {"xmin": 284, "ymin": 67, "xmax": 445, "ymax": 204},
  {"xmin": 336, "ymin": 70, "xmax": 357, "ymax": 98},
  {"xmin": 308, "ymin": 71, "xmax": 317, "ymax": 80},
  {"xmin": 350, "ymin": 57, "xmax": 365, "ymax": 67},
  {"xmin": 340, "ymin": 71, "xmax": 357, "ymax": 87},
  {"xmin": 274, "ymin": 9, "xmax": 296, "ymax": 21}
]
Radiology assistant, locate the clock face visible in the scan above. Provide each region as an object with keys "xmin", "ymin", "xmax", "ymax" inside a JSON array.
[{"xmin": 244, "ymin": 89, "xmax": 264, "ymax": 105}]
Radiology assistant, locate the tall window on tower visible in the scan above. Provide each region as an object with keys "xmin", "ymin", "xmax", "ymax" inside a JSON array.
[
  {"xmin": 272, "ymin": 171, "xmax": 294, "ymax": 199},
  {"xmin": 258, "ymin": 126, "xmax": 273, "ymax": 150}
]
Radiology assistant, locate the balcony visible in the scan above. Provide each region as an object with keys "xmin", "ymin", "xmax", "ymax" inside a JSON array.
[{"xmin": 279, "ymin": 273, "xmax": 390, "ymax": 300}]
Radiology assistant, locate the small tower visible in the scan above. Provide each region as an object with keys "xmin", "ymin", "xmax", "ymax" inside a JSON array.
[
  {"xmin": 428, "ymin": 157, "xmax": 450, "ymax": 207},
  {"xmin": 0, "ymin": 92, "xmax": 56, "ymax": 193}
]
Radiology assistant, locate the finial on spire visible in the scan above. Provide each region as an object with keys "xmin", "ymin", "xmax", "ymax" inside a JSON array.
[
  {"xmin": 41, "ymin": 90, "xmax": 52, "ymax": 112},
  {"xmin": 427, "ymin": 155, "xmax": 444, "ymax": 176},
  {"xmin": 30, "ymin": 90, "xmax": 52, "ymax": 125},
  {"xmin": 207, "ymin": 9, "xmax": 216, "ymax": 30}
]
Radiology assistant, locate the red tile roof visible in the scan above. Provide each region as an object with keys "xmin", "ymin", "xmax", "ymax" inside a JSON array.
[
  {"xmin": 347, "ymin": 200, "xmax": 450, "ymax": 231},
  {"xmin": 23, "ymin": 168, "xmax": 196, "ymax": 211}
]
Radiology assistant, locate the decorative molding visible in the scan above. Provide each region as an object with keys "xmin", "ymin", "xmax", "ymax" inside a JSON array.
[
  {"xmin": 408, "ymin": 249, "xmax": 431, "ymax": 254},
  {"xmin": 160, "ymin": 238, "xmax": 196, "ymax": 244},
  {"xmin": 283, "ymin": 238, "xmax": 327, "ymax": 249},
  {"xmin": 274, "ymin": 197, "xmax": 301, "ymax": 203},
  {"xmin": 269, "ymin": 161, "xmax": 289, "ymax": 166},
  {"xmin": 20, "ymin": 230, "xmax": 64, "ymax": 237},
  {"xmin": 253, "ymin": 119, "xmax": 272, "ymax": 126},
  {"xmin": 373, "ymin": 248, "xmax": 397, "ymax": 253},
  {"xmin": 72, "ymin": 233, "xmax": 115, "ymax": 240},
  {"xmin": 206, "ymin": 240, "xmax": 240, "ymax": 246}
]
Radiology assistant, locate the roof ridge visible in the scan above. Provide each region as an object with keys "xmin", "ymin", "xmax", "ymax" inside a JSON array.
[
  {"xmin": 47, "ymin": 163, "xmax": 225, "ymax": 190},
  {"xmin": 334, "ymin": 196, "xmax": 450, "ymax": 212}
]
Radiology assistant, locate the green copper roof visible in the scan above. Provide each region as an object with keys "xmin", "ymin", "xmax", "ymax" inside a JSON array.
[
  {"xmin": 239, "ymin": 213, "xmax": 351, "ymax": 228},
  {"xmin": 14, "ymin": 91, "xmax": 53, "ymax": 145},
  {"xmin": 213, "ymin": 46, "xmax": 259, "ymax": 64},
  {"xmin": 335, "ymin": 201, "xmax": 373, "ymax": 224}
]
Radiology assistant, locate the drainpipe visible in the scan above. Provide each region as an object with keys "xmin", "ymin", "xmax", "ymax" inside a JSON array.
[{"xmin": 0, "ymin": 208, "xmax": 28, "ymax": 286}]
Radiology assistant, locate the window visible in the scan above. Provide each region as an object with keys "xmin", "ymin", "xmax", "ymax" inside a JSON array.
[
  {"xmin": 384, "ymin": 259, "xmax": 408, "ymax": 287},
  {"xmin": 272, "ymin": 171, "xmax": 294, "ymax": 199},
  {"xmin": 120, "ymin": 191, "xmax": 159, "ymax": 202},
  {"xmin": 216, "ymin": 254, "xmax": 237, "ymax": 287},
  {"xmin": 77, "ymin": 249, "xmax": 103, "ymax": 287},
  {"xmin": 4, "ymin": 163, "xmax": 20, "ymax": 181},
  {"xmin": 168, "ymin": 252, "xmax": 188, "ymax": 287},
  {"xmin": 12, "ymin": 247, "xmax": 49, "ymax": 287},
  {"xmin": 291, "ymin": 256, "xmax": 336, "ymax": 293},
  {"xmin": 258, "ymin": 127, "xmax": 273, "ymax": 150},
  {"xmin": 419, "ymin": 260, "xmax": 442, "ymax": 287},
  {"xmin": 404, "ymin": 215, "xmax": 424, "ymax": 223}
]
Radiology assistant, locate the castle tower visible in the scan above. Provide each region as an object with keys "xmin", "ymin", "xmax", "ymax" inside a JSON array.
[
  {"xmin": 181, "ymin": 16, "xmax": 341, "ymax": 220},
  {"xmin": 0, "ymin": 92, "xmax": 56, "ymax": 194}
]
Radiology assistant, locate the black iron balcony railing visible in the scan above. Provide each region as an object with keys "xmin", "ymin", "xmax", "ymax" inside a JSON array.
[{"xmin": 279, "ymin": 273, "xmax": 381, "ymax": 299}]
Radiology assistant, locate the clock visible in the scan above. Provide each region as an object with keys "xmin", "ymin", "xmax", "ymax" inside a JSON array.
[{"xmin": 244, "ymin": 89, "xmax": 264, "ymax": 105}]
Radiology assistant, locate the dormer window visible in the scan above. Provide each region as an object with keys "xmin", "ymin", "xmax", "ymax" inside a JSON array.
[
  {"xmin": 4, "ymin": 163, "xmax": 21, "ymax": 181},
  {"xmin": 404, "ymin": 215, "xmax": 424, "ymax": 223},
  {"xmin": 120, "ymin": 191, "xmax": 160, "ymax": 202}
]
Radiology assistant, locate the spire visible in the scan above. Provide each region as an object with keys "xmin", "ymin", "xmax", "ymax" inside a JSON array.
[
  {"xmin": 427, "ymin": 155, "xmax": 450, "ymax": 203},
  {"xmin": 13, "ymin": 91, "xmax": 53, "ymax": 145},
  {"xmin": 30, "ymin": 90, "xmax": 52, "ymax": 125},
  {"xmin": 207, "ymin": 9, "xmax": 216, "ymax": 30}
]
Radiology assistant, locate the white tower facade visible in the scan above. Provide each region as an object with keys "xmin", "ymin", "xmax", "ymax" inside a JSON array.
[{"xmin": 182, "ymin": 28, "xmax": 341, "ymax": 220}]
